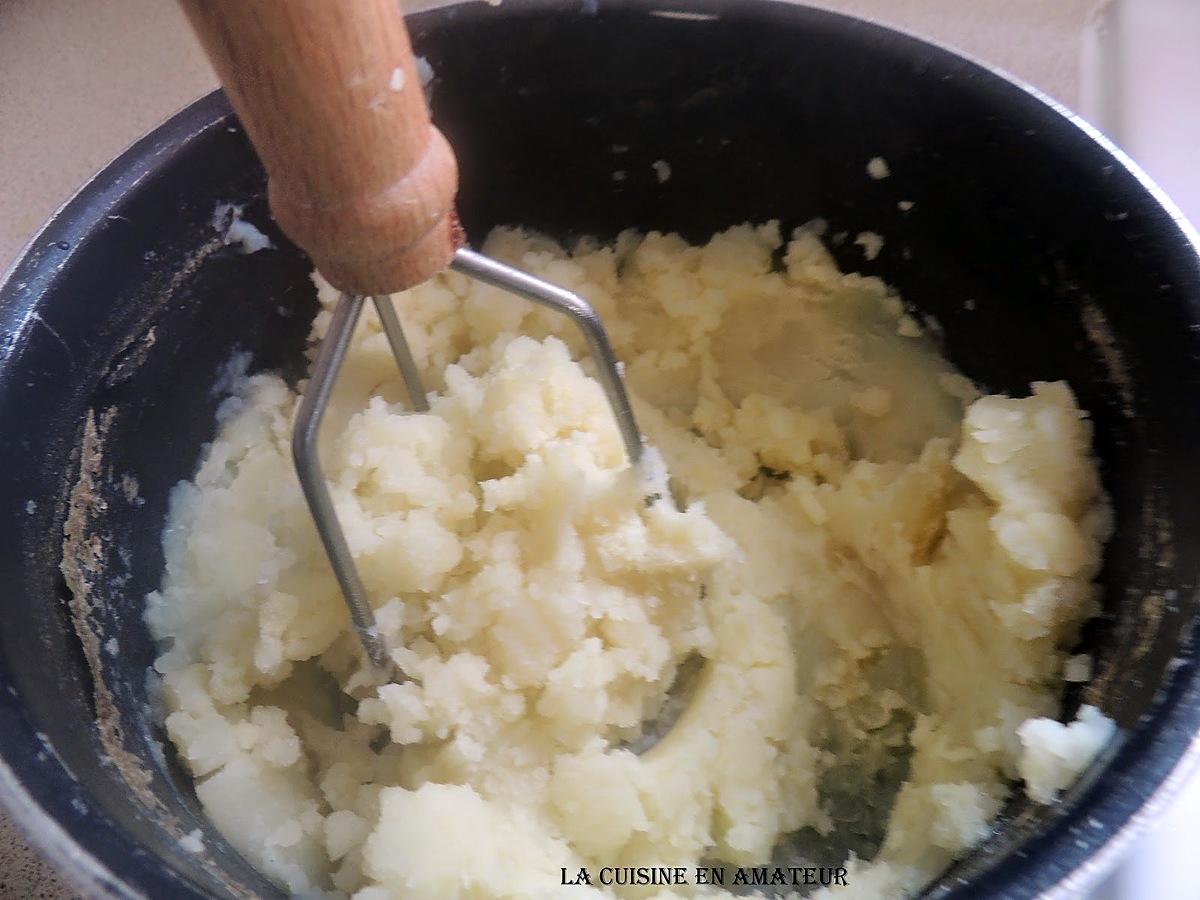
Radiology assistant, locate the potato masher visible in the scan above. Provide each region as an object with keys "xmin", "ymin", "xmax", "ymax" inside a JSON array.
[{"xmin": 178, "ymin": 0, "xmax": 644, "ymax": 678}]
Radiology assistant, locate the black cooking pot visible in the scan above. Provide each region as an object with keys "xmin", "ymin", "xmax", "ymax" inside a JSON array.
[{"xmin": 2, "ymin": 1, "xmax": 1199, "ymax": 897}]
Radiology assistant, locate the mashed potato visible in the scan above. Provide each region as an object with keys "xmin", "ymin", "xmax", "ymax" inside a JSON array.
[{"xmin": 146, "ymin": 222, "xmax": 1114, "ymax": 898}]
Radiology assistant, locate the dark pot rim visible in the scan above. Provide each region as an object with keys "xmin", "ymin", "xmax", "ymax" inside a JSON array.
[
  {"xmin": 0, "ymin": 87, "xmax": 236, "ymax": 900},
  {"xmin": 2, "ymin": 2, "xmax": 1199, "ymax": 898}
]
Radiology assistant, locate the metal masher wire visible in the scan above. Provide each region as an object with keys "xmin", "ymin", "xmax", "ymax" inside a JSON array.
[{"xmin": 293, "ymin": 246, "xmax": 644, "ymax": 678}]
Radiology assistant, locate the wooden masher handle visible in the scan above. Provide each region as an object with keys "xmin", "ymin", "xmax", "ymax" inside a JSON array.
[{"xmin": 178, "ymin": 0, "xmax": 459, "ymax": 295}]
